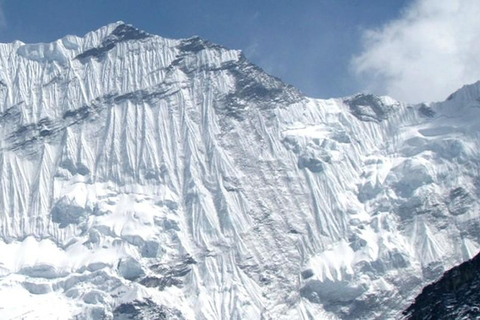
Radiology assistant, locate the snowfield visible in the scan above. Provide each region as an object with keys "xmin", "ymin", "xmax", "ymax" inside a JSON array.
[{"xmin": 0, "ymin": 22, "xmax": 480, "ymax": 319}]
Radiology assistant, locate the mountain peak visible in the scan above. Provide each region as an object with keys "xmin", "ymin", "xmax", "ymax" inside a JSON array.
[
  {"xmin": 107, "ymin": 22, "xmax": 150, "ymax": 40},
  {"xmin": 108, "ymin": 20, "xmax": 126, "ymax": 28},
  {"xmin": 445, "ymin": 80, "xmax": 480, "ymax": 103},
  {"xmin": 75, "ymin": 22, "xmax": 151, "ymax": 61}
]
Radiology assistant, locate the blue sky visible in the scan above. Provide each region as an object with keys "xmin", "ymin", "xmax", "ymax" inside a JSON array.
[{"xmin": 1, "ymin": 0, "xmax": 479, "ymax": 102}]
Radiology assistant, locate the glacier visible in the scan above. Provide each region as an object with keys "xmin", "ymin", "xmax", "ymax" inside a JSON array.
[{"xmin": 1, "ymin": 21, "xmax": 480, "ymax": 319}]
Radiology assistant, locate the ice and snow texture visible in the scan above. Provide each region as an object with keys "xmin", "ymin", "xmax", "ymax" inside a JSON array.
[{"xmin": 1, "ymin": 22, "xmax": 480, "ymax": 319}]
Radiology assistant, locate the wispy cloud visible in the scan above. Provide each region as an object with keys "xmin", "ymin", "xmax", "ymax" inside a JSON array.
[{"xmin": 352, "ymin": 0, "xmax": 480, "ymax": 103}]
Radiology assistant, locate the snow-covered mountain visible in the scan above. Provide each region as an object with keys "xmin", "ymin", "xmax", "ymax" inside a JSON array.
[{"xmin": 1, "ymin": 22, "xmax": 480, "ymax": 319}]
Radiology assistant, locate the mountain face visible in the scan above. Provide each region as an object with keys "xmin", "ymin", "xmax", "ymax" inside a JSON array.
[
  {"xmin": 0, "ymin": 22, "xmax": 480, "ymax": 319},
  {"xmin": 403, "ymin": 251, "xmax": 480, "ymax": 320}
]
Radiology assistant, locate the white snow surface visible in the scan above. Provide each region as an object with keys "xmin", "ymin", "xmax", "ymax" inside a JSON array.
[{"xmin": 0, "ymin": 22, "xmax": 480, "ymax": 319}]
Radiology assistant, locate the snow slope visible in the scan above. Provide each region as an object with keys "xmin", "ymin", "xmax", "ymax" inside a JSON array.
[{"xmin": 1, "ymin": 22, "xmax": 480, "ymax": 319}]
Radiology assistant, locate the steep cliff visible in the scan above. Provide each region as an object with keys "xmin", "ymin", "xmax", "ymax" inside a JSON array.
[{"xmin": 404, "ymin": 251, "xmax": 480, "ymax": 319}]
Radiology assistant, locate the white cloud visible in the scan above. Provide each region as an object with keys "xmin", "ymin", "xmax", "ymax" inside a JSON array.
[{"xmin": 352, "ymin": 0, "xmax": 480, "ymax": 103}]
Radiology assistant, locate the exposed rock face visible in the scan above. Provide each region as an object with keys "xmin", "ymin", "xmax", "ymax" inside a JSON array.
[
  {"xmin": 404, "ymin": 251, "xmax": 480, "ymax": 320},
  {"xmin": 0, "ymin": 21, "xmax": 480, "ymax": 319},
  {"xmin": 345, "ymin": 93, "xmax": 396, "ymax": 122}
]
